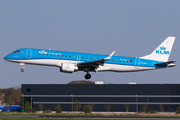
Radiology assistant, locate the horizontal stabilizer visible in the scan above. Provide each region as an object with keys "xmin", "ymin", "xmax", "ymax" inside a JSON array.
[{"xmin": 155, "ymin": 61, "xmax": 176, "ymax": 65}]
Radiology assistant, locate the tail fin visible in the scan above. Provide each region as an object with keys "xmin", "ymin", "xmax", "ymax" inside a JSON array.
[{"xmin": 140, "ymin": 36, "xmax": 175, "ymax": 62}]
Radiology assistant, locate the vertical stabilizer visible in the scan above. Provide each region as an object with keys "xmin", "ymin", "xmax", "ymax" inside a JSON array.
[{"xmin": 140, "ymin": 36, "xmax": 175, "ymax": 62}]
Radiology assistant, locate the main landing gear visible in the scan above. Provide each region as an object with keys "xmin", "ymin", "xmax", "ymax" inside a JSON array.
[
  {"xmin": 84, "ymin": 69, "xmax": 91, "ymax": 80},
  {"xmin": 20, "ymin": 63, "xmax": 25, "ymax": 72},
  {"xmin": 85, "ymin": 73, "xmax": 91, "ymax": 80}
]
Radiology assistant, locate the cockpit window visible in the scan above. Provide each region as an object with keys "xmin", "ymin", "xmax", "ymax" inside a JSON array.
[{"xmin": 13, "ymin": 50, "xmax": 20, "ymax": 53}]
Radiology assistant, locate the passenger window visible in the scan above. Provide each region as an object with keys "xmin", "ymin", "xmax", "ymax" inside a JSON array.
[
  {"xmin": 123, "ymin": 61, "xmax": 125, "ymax": 62},
  {"xmin": 127, "ymin": 61, "xmax": 128, "ymax": 63},
  {"xmin": 69, "ymin": 56, "xmax": 71, "ymax": 58},
  {"xmin": 86, "ymin": 57, "xmax": 88, "ymax": 59},
  {"xmin": 90, "ymin": 58, "xmax": 92, "ymax": 60},
  {"xmin": 130, "ymin": 60, "xmax": 132, "ymax": 63},
  {"xmin": 58, "ymin": 55, "xmax": 60, "ymax": 57},
  {"xmin": 65, "ymin": 56, "xmax": 67, "ymax": 57},
  {"xmin": 62, "ymin": 55, "xmax": 63, "ymax": 57},
  {"xmin": 112, "ymin": 60, "xmax": 113, "ymax": 61},
  {"xmin": 82, "ymin": 57, "xmax": 84, "ymax": 59},
  {"xmin": 47, "ymin": 54, "xmax": 48, "ymax": 56},
  {"xmin": 50, "ymin": 54, "xmax": 52, "ymax": 56},
  {"xmin": 115, "ymin": 60, "xmax": 117, "ymax": 62},
  {"xmin": 119, "ymin": 60, "xmax": 121, "ymax": 62},
  {"xmin": 73, "ymin": 56, "xmax": 75, "ymax": 58},
  {"xmin": 54, "ymin": 55, "xmax": 56, "ymax": 56},
  {"xmin": 39, "ymin": 53, "xmax": 41, "ymax": 55},
  {"xmin": 94, "ymin": 58, "xmax": 96, "ymax": 60},
  {"xmin": 43, "ymin": 54, "xmax": 44, "ymax": 55},
  {"xmin": 98, "ymin": 58, "xmax": 100, "ymax": 60}
]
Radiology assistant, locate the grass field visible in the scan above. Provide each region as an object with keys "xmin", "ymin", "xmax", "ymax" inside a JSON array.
[
  {"xmin": 0, "ymin": 118, "xmax": 177, "ymax": 120},
  {"xmin": 0, "ymin": 112, "xmax": 179, "ymax": 117},
  {"xmin": 0, "ymin": 119, "xmax": 179, "ymax": 120}
]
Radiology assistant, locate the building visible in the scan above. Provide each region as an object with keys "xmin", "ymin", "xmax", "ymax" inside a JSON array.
[{"xmin": 21, "ymin": 84, "xmax": 180, "ymax": 112}]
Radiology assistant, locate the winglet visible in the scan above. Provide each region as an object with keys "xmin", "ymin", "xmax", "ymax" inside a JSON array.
[{"xmin": 104, "ymin": 51, "xmax": 115, "ymax": 61}]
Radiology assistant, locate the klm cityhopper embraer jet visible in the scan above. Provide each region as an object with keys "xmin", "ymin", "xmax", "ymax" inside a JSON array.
[{"xmin": 4, "ymin": 36, "xmax": 176, "ymax": 80}]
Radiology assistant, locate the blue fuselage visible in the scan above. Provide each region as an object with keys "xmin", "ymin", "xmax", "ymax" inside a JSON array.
[{"xmin": 4, "ymin": 48, "xmax": 167, "ymax": 70}]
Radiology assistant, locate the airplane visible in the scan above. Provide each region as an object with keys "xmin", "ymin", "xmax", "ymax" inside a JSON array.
[{"xmin": 4, "ymin": 36, "xmax": 176, "ymax": 80}]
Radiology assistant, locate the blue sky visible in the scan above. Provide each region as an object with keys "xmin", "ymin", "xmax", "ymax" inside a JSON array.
[{"xmin": 0, "ymin": 0, "xmax": 179, "ymax": 88}]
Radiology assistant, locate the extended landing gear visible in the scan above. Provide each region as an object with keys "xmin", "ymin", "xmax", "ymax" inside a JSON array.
[
  {"xmin": 21, "ymin": 69, "xmax": 24, "ymax": 72},
  {"xmin": 20, "ymin": 63, "xmax": 25, "ymax": 72},
  {"xmin": 84, "ymin": 68, "xmax": 91, "ymax": 80},
  {"xmin": 85, "ymin": 73, "xmax": 91, "ymax": 80}
]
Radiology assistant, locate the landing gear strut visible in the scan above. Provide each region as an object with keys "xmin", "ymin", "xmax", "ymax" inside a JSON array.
[
  {"xmin": 84, "ymin": 68, "xmax": 91, "ymax": 80},
  {"xmin": 20, "ymin": 63, "xmax": 25, "ymax": 72},
  {"xmin": 85, "ymin": 73, "xmax": 91, "ymax": 80}
]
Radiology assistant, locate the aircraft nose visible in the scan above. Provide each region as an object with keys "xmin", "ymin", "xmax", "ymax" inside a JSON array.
[
  {"xmin": 4, "ymin": 54, "xmax": 11, "ymax": 60},
  {"xmin": 4, "ymin": 55, "xmax": 8, "ymax": 60}
]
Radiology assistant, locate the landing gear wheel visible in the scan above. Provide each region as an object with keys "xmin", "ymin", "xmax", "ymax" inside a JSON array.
[
  {"xmin": 21, "ymin": 69, "xmax": 24, "ymax": 72},
  {"xmin": 20, "ymin": 63, "xmax": 25, "ymax": 72},
  {"xmin": 85, "ymin": 74, "xmax": 91, "ymax": 80}
]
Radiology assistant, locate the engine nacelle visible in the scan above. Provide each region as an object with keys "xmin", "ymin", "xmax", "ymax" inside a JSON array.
[{"xmin": 60, "ymin": 63, "xmax": 78, "ymax": 73}]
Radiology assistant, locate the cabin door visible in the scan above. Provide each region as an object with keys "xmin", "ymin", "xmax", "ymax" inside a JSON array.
[
  {"xmin": 135, "ymin": 58, "xmax": 140, "ymax": 69},
  {"xmin": 26, "ymin": 49, "xmax": 32, "ymax": 59}
]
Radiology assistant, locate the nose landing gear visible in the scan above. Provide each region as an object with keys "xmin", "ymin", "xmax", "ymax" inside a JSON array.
[
  {"xmin": 21, "ymin": 69, "xmax": 24, "ymax": 72},
  {"xmin": 85, "ymin": 73, "xmax": 91, "ymax": 80},
  {"xmin": 20, "ymin": 63, "xmax": 25, "ymax": 72}
]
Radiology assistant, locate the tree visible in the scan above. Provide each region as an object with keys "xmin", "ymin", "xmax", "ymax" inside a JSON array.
[
  {"xmin": 3, "ymin": 87, "xmax": 21, "ymax": 105},
  {"xmin": 74, "ymin": 100, "xmax": 81, "ymax": 111},
  {"xmin": 105, "ymin": 102, "xmax": 111, "ymax": 112},
  {"xmin": 142, "ymin": 104, "xmax": 148, "ymax": 112},
  {"xmin": 25, "ymin": 101, "xmax": 31, "ymax": 112},
  {"xmin": 0, "ymin": 93, "xmax": 5, "ymax": 104},
  {"xmin": 159, "ymin": 102, "xmax": 163, "ymax": 112},
  {"xmin": 31, "ymin": 108, "xmax": 37, "ymax": 113},
  {"xmin": 89, "ymin": 102, "xmax": 95, "ymax": 111},
  {"xmin": 38, "ymin": 102, "xmax": 44, "ymax": 111},
  {"xmin": 54, "ymin": 104, "xmax": 62, "ymax": 113},
  {"xmin": 176, "ymin": 105, "xmax": 180, "ymax": 114},
  {"xmin": 83, "ymin": 105, "xmax": 92, "ymax": 113},
  {"xmin": 124, "ymin": 102, "xmax": 130, "ymax": 112}
]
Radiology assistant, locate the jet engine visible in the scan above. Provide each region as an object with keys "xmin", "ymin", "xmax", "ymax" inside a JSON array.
[{"xmin": 60, "ymin": 63, "xmax": 78, "ymax": 73}]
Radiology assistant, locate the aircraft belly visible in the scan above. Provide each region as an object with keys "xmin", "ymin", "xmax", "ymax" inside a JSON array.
[
  {"xmin": 7, "ymin": 59, "xmax": 155, "ymax": 72},
  {"xmin": 100, "ymin": 64, "xmax": 155, "ymax": 72}
]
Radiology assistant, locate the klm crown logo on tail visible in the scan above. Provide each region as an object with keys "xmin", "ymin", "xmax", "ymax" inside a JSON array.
[{"xmin": 156, "ymin": 46, "xmax": 169, "ymax": 55}]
